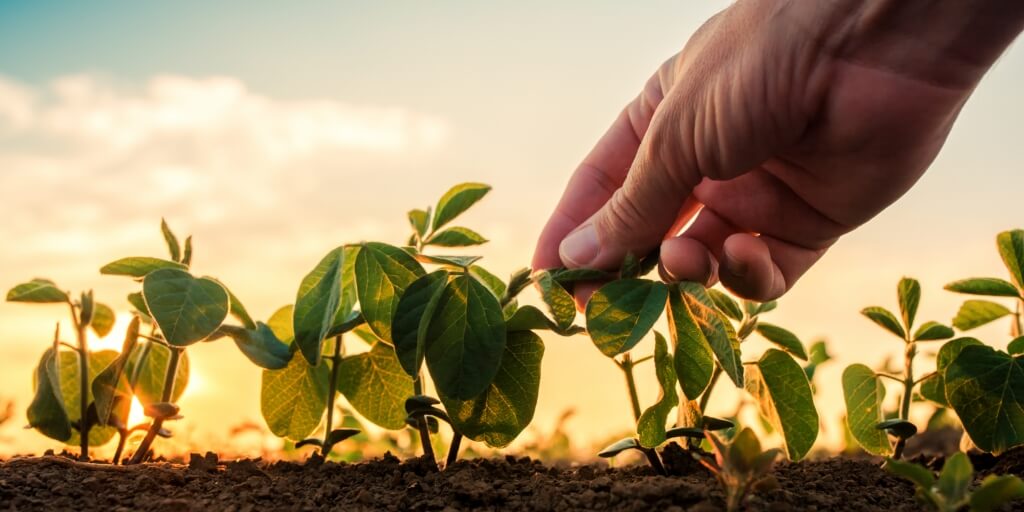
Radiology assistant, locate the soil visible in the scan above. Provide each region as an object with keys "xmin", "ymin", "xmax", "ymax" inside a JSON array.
[{"xmin": 1, "ymin": 445, "xmax": 1022, "ymax": 511}]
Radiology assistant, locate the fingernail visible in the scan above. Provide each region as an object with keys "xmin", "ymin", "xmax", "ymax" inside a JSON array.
[
  {"xmin": 723, "ymin": 245, "xmax": 747, "ymax": 277},
  {"xmin": 560, "ymin": 223, "xmax": 600, "ymax": 267}
]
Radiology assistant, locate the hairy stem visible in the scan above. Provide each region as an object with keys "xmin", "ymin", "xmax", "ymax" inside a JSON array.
[
  {"xmin": 129, "ymin": 346, "xmax": 181, "ymax": 464},
  {"xmin": 69, "ymin": 301, "xmax": 91, "ymax": 460},
  {"xmin": 619, "ymin": 354, "xmax": 666, "ymax": 475},
  {"xmin": 322, "ymin": 335, "xmax": 344, "ymax": 456}
]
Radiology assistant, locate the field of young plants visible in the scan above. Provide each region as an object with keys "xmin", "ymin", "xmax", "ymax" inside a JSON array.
[{"xmin": 3, "ymin": 183, "xmax": 1024, "ymax": 511}]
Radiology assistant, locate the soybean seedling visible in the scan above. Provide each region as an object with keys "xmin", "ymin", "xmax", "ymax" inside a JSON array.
[
  {"xmin": 887, "ymin": 452, "xmax": 1024, "ymax": 512},
  {"xmin": 101, "ymin": 220, "xmax": 291, "ymax": 463},
  {"xmin": 698, "ymin": 427, "xmax": 781, "ymax": 512},
  {"xmin": 842, "ymin": 277, "xmax": 954, "ymax": 459},
  {"xmin": 944, "ymin": 229, "xmax": 1024, "ymax": 337}
]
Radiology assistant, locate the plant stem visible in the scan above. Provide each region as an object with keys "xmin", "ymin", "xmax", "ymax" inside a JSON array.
[
  {"xmin": 413, "ymin": 376, "xmax": 438, "ymax": 468},
  {"xmin": 129, "ymin": 346, "xmax": 181, "ymax": 464},
  {"xmin": 1014, "ymin": 298, "xmax": 1023, "ymax": 338},
  {"xmin": 446, "ymin": 433, "xmax": 463, "ymax": 467},
  {"xmin": 69, "ymin": 301, "xmax": 91, "ymax": 460},
  {"xmin": 618, "ymin": 354, "xmax": 666, "ymax": 475},
  {"xmin": 113, "ymin": 430, "xmax": 127, "ymax": 465},
  {"xmin": 321, "ymin": 335, "xmax": 344, "ymax": 456},
  {"xmin": 894, "ymin": 341, "xmax": 916, "ymax": 460}
]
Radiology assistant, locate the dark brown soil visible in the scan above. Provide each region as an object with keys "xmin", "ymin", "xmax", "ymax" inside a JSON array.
[{"xmin": 3, "ymin": 446, "xmax": 1022, "ymax": 511}]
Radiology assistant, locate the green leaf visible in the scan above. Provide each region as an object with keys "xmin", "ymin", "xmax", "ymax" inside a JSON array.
[
  {"xmin": 936, "ymin": 452, "xmax": 972, "ymax": 504},
  {"xmin": 336, "ymin": 245, "xmax": 361, "ymax": 321},
  {"xmin": 667, "ymin": 285, "xmax": 715, "ymax": 400},
  {"xmin": 708, "ymin": 289, "xmax": 743, "ymax": 321},
  {"xmin": 536, "ymin": 270, "xmax": 576, "ymax": 331},
  {"xmin": 391, "ymin": 270, "xmax": 449, "ymax": 376},
  {"xmin": 744, "ymin": 300, "xmax": 777, "ymax": 317},
  {"xmin": 897, "ymin": 277, "xmax": 921, "ymax": 331},
  {"xmin": 27, "ymin": 347, "xmax": 72, "ymax": 442},
  {"xmin": 971, "ymin": 475, "xmax": 1024, "ymax": 512},
  {"xmin": 182, "ymin": 236, "xmax": 193, "ymax": 266},
  {"xmin": 432, "ymin": 182, "xmax": 491, "ymax": 231},
  {"xmin": 861, "ymin": 306, "xmax": 906, "ymax": 339},
  {"xmin": 414, "ymin": 253, "xmax": 482, "ymax": 268},
  {"xmin": 920, "ymin": 338, "xmax": 984, "ymax": 407},
  {"xmin": 1009, "ymin": 337, "xmax": 1024, "ymax": 356},
  {"xmin": 638, "ymin": 332, "xmax": 678, "ymax": 448},
  {"xmin": 675, "ymin": 282, "xmax": 743, "ymax": 388},
  {"xmin": 997, "ymin": 229, "xmax": 1024, "ymax": 290},
  {"xmin": 143, "ymin": 268, "xmax": 229, "ymax": 346},
  {"xmin": 442, "ymin": 331, "xmax": 544, "ymax": 447},
  {"xmin": 125, "ymin": 341, "xmax": 189, "ymax": 406},
  {"xmin": 952, "ymin": 300, "xmax": 1012, "ymax": 331},
  {"xmin": 100, "ymin": 257, "xmax": 187, "ymax": 277},
  {"xmin": 7, "ymin": 279, "xmax": 68, "ymax": 303},
  {"xmin": 745, "ymin": 349, "xmax": 818, "ymax": 460},
  {"xmin": 161, "ymin": 218, "xmax": 181, "ymax": 262},
  {"xmin": 293, "ymin": 247, "xmax": 344, "ymax": 365},
  {"xmin": 92, "ymin": 316, "xmax": 140, "ymax": 425},
  {"xmin": 505, "ymin": 305, "xmax": 583, "ymax": 335},
  {"xmin": 127, "ymin": 292, "xmax": 150, "ymax": 318},
  {"xmin": 842, "ymin": 364, "xmax": 891, "ymax": 455},
  {"xmin": 216, "ymin": 281, "xmax": 257, "ymax": 330},
  {"xmin": 58, "ymin": 350, "xmax": 120, "ymax": 447},
  {"xmin": 913, "ymin": 321, "xmax": 955, "ymax": 342},
  {"xmin": 945, "ymin": 277, "xmax": 1021, "ymax": 298},
  {"xmin": 549, "ymin": 268, "xmax": 614, "ymax": 285},
  {"xmin": 755, "ymin": 323, "xmax": 808, "ymax": 361},
  {"xmin": 885, "ymin": 458, "xmax": 935, "ymax": 488},
  {"xmin": 336, "ymin": 342, "xmax": 414, "ymax": 430},
  {"xmin": 945, "ymin": 345, "xmax": 1024, "ymax": 453},
  {"xmin": 427, "ymin": 226, "xmax": 488, "ymax": 247},
  {"xmin": 89, "ymin": 303, "xmax": 116, "ymax": 337},
  {"xmin": 598, "ymin": 437, "xmax": 641, "ymax": 458},
  {"xmin": 215, "ymin": 323, "xmax": 292, "ymax": 370},
  {"xmin": 267, "ymin": 305, "xmax": 295, "ymax": 343},
  {"xmin": 260, "ymin": 353, "xmax": 329, "ymax": 440},
  {"xmin": 408, "ymin": 208, "xmax": 430, "ymax": 238},
  {"xmin": 425, "ymin": 274, "xmax": 507, "ymax": 400},
  {"xmin": 585, "ymin": 279, "xmax": 668, "ymax": 358},
  {"xmin": 355, "ymin": 242, "xmax": 426, "ymax": 343}
]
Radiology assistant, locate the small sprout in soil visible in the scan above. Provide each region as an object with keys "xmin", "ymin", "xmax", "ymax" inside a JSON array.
[
  {"xmin": 886, "ymin": 452, "xmax": 1024, "ymax": 512},
  {"xmin": 697, "ymin": 427, "xmax": 781, "ymax": 512}
]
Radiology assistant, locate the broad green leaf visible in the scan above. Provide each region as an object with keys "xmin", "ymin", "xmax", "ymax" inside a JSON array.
[
  {"xmin": 355, "ymin": 242, "xmax": 425, "ymax": 343},
  {"xmin": 667, "ymin": 284, "xmax": 715, "ymax": 400},
  {"xmin": 160, "ymin": 218, "xmax": 181, "ymax": 262},
  {"xmin": 7, "ymin": 279, "xmax": 68, "ymax": 303},
  {"xmin": 744, "ymin": 300, "xmax": 777, "ymax": 317},
  {"xmin": 414, "ymin": 254, "xmax": 482, "ymax": 268},
  {"xmin": 885, "ymin": 458, "xmax": 935, "ymax": 488},
  {"xmin": 861, "ymin": 306, "xmax": 905, "ymax": 339},
  {"xmin": 293, "ymin": 247, "xmax": 344, "ymax": 365},
  {"xmin": 215, "ymin": 281, "xmax": 257, "ymax": 330},
  {"xmin": 638, "ymin": 332, "xmax": 678, "ymax": 448},
  {"xmin": 913, "ymin": 321, "xmax": 954, "ymax": 342},
  {"xmin": 59, "ymin": 350, "xmax": 120, "ymax": 447},
  {"xmin": 675, "ymin": 282, "xmax": 743, "ymax": 388},
  {"xmin": 126, "ymin": 341, "xmax": 189, "ymax": 406},
  {"xmin": 1009, "ymin": 337, "xmax": 1024, "ymax": 355},
  {"xmin": 427, "ymin": 226, "xmax": 488, "ymax": 247},
  {"xmin": 408, "ymin": 208, "xmax": 430, "ymax": 238},
  {"xmin": 215, "ymin": 323, "xmax": 292, "ymax": 370},
  {"xmin": 336, "ymin": 342, "xmax": 414, "ymax": 430},
  {"xmin": 945, "ymin": 345, "xmax": 1024, "ymax": 453},
  {"xmin": 336, "ymin": 245, "xmax": 361, "ymax": 321},
  {"xmin": 441, "ymin": 331, "xmax": 544, "ymax": 447},
  {"xmin": 755, "ymin": 323, "xmax": 808, "ymax": 361},
  {"xmin": 89, "ymin": 303, "xmax": 116, "ymax": 338},
  {"xmin": 897, "ymin": 278, "xmax": 921, "ymax": 331},
  {"xmin": 267, "ymin": 305, "xmax": 295, "ymax": 343},
  {"xmin": 424, "ymin": 274, "xmax": 507, "ymax": 400},
  {"xmin": 936, "ymin": 452, "xmax": 972, "ymax": 504},
  {"xmin": 945, "ymin": 277, "xmax": 1020, "ymax": 298},
  {"xmin": 998, "ymin": 229, "xmax": 1024, "ymax": 290},
  {"xmin": 745, "ymin": 349, "xmax": 818, "ymax": 460},
  {"xmin": 585, "ymin": 279, "xmax": 668, "ymax": 357},
  {"xmin": 952, "ymin": 300, "xmax": 1012, "ymax": 330},
  {"xmin": 842, "ymin": 364, "xmax": 891, "ymax": 455},
  {"xmin": 127, "ymin": 292, "xmax": 150, "ymax": 318},
  {"xmin": 708, "ymin": 289, "xmax": 743, "ymax": 321},
  {"xmin": 28, "ymin": 347, "xmax": 72, "ymax": 442},
  {"xmin": 920, "ymin": 338, "xmax": 984, "ymax": 406},
  {"xmin": 432, "ymin": 182, "xmax": 491, "ymax": 231},
  {"xmin": 971, "ymin": 475, "xmax": 1024, "ymax": 512},
  {"xmin": 468, "ymin": 265, "xmax": 506, "ymax": 300},
  {"xmin": 143, "ymin": 268, "xmax": 229, "ymax": 346},
  {"xmin": 549, "ymin": 268, "xmax": 613, "ymax": 285},
  {"xmin": 391, "ymin": 270, "xmax": 449, "ymax": 376},
  {"xmin": 92, "ymin": 316, "xmax": 140, "ymax": 425},
  {"xmin": 536, "ymin": 271, "xmax": 576, "ymax": 331},
  {"xmin": 100, "ymin": 257, "xmax": 187, "ymax": 277},
  {"xmin": 261, "ymin": 353, "xmax": 329, "ymax": 440}
]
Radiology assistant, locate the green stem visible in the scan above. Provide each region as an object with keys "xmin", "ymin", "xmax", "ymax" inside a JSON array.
[
  {"xmin": 322, "ymin": 335, "xmax": 344, "ymax": 456},
  {"xmin": 446, "ymin": 433, "xmax": 463, "ymax": 467},
  {"xmin": 129, "ymin": 346, "xmax": 181, "ymax": 464},
  {"xmin": 413, "ymin": 375, "xmax": 438, "ymax": 469},
  {"xmin": 69, "ymin": 301, "xmax": 91, "ymax": 461},
  {"xmin": 894, "ymin": 341, "xmax": 916, "ymax": 460},
  {"xmin": 618, "ymin": 354, "xmax": 666, "ymax": 475}
]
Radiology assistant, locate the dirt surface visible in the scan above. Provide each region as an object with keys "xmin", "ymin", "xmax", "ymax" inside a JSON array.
[{"xmin": 2, "ymin": 446, "xmax": 1019, "ymax": 511}]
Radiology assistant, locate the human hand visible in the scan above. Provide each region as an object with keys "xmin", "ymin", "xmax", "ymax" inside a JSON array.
[{"xmin": 533, "ymin": 0, "xmax": 1024, "ymax": 305}]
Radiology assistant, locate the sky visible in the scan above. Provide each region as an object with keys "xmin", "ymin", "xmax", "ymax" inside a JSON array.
[{"xmin": 0, "ymin": 1, "xmax": 1022, "ymax": 458}]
